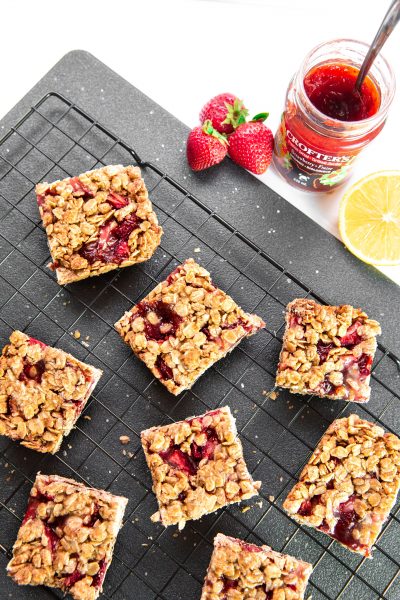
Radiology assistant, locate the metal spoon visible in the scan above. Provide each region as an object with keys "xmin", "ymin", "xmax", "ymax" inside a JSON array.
[{"xmin": 355, "ymin": 0, "xmax": 400, "ymax": 91}]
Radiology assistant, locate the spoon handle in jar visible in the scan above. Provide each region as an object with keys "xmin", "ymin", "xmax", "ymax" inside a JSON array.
[{"xmin": 355, "ymin": 0, "xmax": 400, "ymax": 91}]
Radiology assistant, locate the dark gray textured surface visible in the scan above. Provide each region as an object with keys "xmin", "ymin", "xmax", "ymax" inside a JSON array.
[
  {"xmin": 0, "ymin": 50, "xmax": 398, "ymax": 352},
  {"xmin": 0, "ymin": 52, "xmax": 399, "ymax": 600}
]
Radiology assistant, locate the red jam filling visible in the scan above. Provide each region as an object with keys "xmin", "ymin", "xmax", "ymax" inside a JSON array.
[
  {"xmin": 64, "ymin": 569, "xmax": 85, "ymax": 589},
  {"xmin": 318, "ymin": 376, "xmax": 340, "ymax": 396},
  {"xmin": 19, "ymin": 359, "xmax": 46, "ymax": 384},
  {"xmin": 358, "ymin": 353, "xmax": 373, "ymax": 377},
  {"xmin": 69, "ymin": 177, "xmax": 94, "ymax": 198},
  {"xmin": 23, "ymin": 492, "xmax": 62, "ymax": 553},
  {"xmin": 159, "ymin": 446, "xmax": 198, "ymax": 476},
  {"xmin": 44, "ymin": 524, "xmax": 60, "ymax": 553},
  {"xmin": 298, "ymin": 495, "xmax": 321, "ymax": 517},
  {"xmin": 107, "ymin": 191, "xmax": 129, "ymax": 209},
  {"xmin": 222, "ymin": 576, "xmax": 238, "ymax": 595},
  {"xmin": 159, "ymin": 427, "xmax": 219, "ymax": 476},
  {"xmin": 304, "ymin": 63, "xmax": 380, "ymax": 122},
  {"xmin": 234, "ymin": 539, "xmax": 263, "ymax": 553},
  {"xmin": 318, "ymin": 351, "xmax": 372, "ymax": 398},
  {"xmin": 155, "ymin": 355, "xmax": 174, "ymax": 381},
  {"xmin": 299, "ymin": 493, "xmax": 362, "ymax": 551},
  {"xmin": 200, "ymin": 317, "xmax": 251, "ymax": 344},
  {"xmin": 36, "ymin": 187, "xmax": 58, "ymax": 206},
  {"xmin": 316, "ymin": 341, "xmax": 335, "ymax": 363},
  {"xmin": 328, "ymin": 495, "xmax": 361, "ymax": 550},
  {"xmin": 92, "ymin": 559, "xmax": 107, "ymax": 588},
  {"xmin": 28, "ymin": 337, "xmax": 47, "ymax": 350},
  {"xmin": 289, "ymin": 314, "xmax": 302, "ymax": 327},
  {"xmin": 64, "ymin": 559, "xmax": 107, "ymax": 590},
  {"xmin": 85, "ymin": 504, "xmax": 101, "ymax": 528},
  {"xmin": 79, "ymin": 215, "xmax": 140, "ymax": 265},
  {"xmin": 135, "ymin": 300, "xmax": 183, "ymax": 341},
  {"xmin": 340, "ymin": 321, "xmax": 364, "ymax": 348},
  {"xmin": 165, "ymin": 262, "xmax": 193, "ymax": 286}
]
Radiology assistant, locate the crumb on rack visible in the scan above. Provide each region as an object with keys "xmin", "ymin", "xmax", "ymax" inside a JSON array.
[
  {"xmin": 119, "ymin": 435, "xmax": 130, "ymax": 445},
  {"xmin": 73, "ymin": 330, "xmax": 81, "ymax": 340},
  {"xmin": 263, "ymin": 389, "xmax": 278, "ymax": 400}
]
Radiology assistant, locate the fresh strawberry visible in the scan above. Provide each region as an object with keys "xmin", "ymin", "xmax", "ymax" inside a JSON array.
[
  {"xmin": 200, "ymin": 93, "xmax": 248, "ymax": 134},
  {"xmin": 187, "ymin": 121, "xmax": 228, "ymax": 171},
  {"xmin": 228, "ymin": 114, "xmax": 273, "ymax": 174}
]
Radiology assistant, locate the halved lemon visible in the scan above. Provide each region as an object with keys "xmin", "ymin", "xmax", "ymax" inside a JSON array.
[{"xmin": 339, "ymin": 171, "xmax": 400, "ymax": 266}]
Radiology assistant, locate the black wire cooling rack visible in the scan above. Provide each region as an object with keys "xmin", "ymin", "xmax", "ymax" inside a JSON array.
[{"xmin": 0, "ymin": 92, "xmax": 399, "ymax": 600}]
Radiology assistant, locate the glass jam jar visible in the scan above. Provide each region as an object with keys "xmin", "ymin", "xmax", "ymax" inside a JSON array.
[{"xmin": 273, "ymin": 39, "xmax": 395, "ymax": 191}]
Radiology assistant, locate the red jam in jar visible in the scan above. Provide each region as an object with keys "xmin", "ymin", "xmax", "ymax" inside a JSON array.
[
  {"xmin": 273, "ymin": 40, "xmax": 395, "ymax": 191},
  {"xmin": 304, "ymin": 63, "xmax": 380, "ymax": 122}
]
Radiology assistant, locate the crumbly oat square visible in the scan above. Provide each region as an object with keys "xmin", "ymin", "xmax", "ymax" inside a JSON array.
[
  {"xmin": 201, "ymin": 533, "xmax": 312, "ymax": 600},
  {"xmin": 7, "ymin": 473, "xmax": 127, "ymax": 600},
  {"xmin": 283, "ymin": 415, "xmax": 400, "ymax": 557},
  {"xmin": 276, "ymin": 298, "xmax": 381, "ymax": 402},
  {"xmin": 141, "ymin": 406, "xmax": 261, "ymax": 528},
  {"xmin": 0, "ymin": 331, "xmax": 102, "ymax": 453},
  {"xmin": 36, "ymin": 164, "xmax": 163, "ymax": 285},
  {"xmin": 115, "ymin": 258, "xmax": 265, "ymax": 395}
]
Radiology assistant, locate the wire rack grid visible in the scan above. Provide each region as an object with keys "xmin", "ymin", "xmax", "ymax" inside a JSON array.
[{"xmin": 0, "ymin": 92, "xmax": 399, "ymax": 600}]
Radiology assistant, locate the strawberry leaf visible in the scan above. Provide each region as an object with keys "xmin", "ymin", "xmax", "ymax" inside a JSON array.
[
  {"xmin": 222, "ymin": 98, "xmax": 249, "ymax": 130},
  {"xmin": 202, "ymin": 120, "xmax": 228, "ymax": 145},
  {"xmin": 251, "ymin": 112, "xmax": 269, "ymax": 122}
]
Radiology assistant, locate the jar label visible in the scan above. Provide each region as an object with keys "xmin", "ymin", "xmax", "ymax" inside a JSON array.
[{"xmin": 274, "ymin": 114, "xmax": 356, "ymax": 190}]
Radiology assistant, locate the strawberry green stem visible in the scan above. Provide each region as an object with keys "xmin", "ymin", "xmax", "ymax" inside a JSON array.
[
  {"xmin": 202, "ymin": 120, "xmax": 228, "ymax": 144},
  {"xmin": 222, "ymin": 98, "xmax": 249, "ymax": 130}
]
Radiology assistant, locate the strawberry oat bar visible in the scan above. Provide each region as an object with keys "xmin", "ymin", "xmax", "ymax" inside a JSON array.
[
  {"xmin": 283, "ymin": 415, "xmax": 400, "ymax": 557},
  {"xmin": 7, "ymin": 473, "xmax": 127, "ymax": 600},
  {"xmin": 0, "ymin": 331, "xmax": 102, "ymax": 453},
  {"xmin": 201, "ymin": 533, "xmax": 312, "ymax": 599},
  {"xmin": 115, "ymin": 258, "xmax": 265, "ymax": 395},
  {"xmin": 276, "ymin": 298, "xmax": 381, "ymax": 402},
  {"xmin": 36, "ymin": 164, "xmax": 163, "ymax": 285},
  {"xmin": 141, "ymin": 406, "xmax": 261, "ymax": 529}
]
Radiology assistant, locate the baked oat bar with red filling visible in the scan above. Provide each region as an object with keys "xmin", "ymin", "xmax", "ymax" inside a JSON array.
[
  {"xmin": 7, "ymin": 474, "xmax": 127, "ymax": 600},
  {"xmin": 201, "ymin": 533, "xmax": 312, "ymax": 600},
  {"xmin": 283, "ymin": 415, "xmax": 400, "ymax": 557},
  {"xmin": 36, "ymin": 164, "xmax": 163, "ymax": 285},
  {"xmin": 141, "ymin": 406, "xmax": 261, "ymax": 529},
  {"xmin": 0, "ymin": 331, "xmax": 102, "ymax": 453},
  {"xmin": 115, "ymin": 258, "xmax": 265, "ymax": 395},
  {"xmin": 276, "ymin": 298, "xmax": 381, "ymax": 402}
]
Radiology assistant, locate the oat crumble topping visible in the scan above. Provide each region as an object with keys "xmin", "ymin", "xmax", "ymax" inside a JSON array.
[
  {"xmin": 36, "ymin": 165, "xmax": 163, "ymax": 285},
  {"xmin": 201, "ymin": 533, "xmax": 312, "ymax": 599},
  {"xmin": 115, "ymin": 258, "xmax": 265, "ymax": 395},
  {"xmin": 7, "ymin": 474, "xmax": 127, "ymax": 600},
  {"xmin": 0, "ymin": 331, "xmax": 102, "ymax": 453},
  {"xmin": 283, "ymin": 415, "xmax": 400, "ymax": 556},
  {"xmin": 141, "ymin": 407, "xmax": 261, "ymax": 528},
  {"xmin": 276, "ymin": 299, "xmax": 381, "ymax": 402}
]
